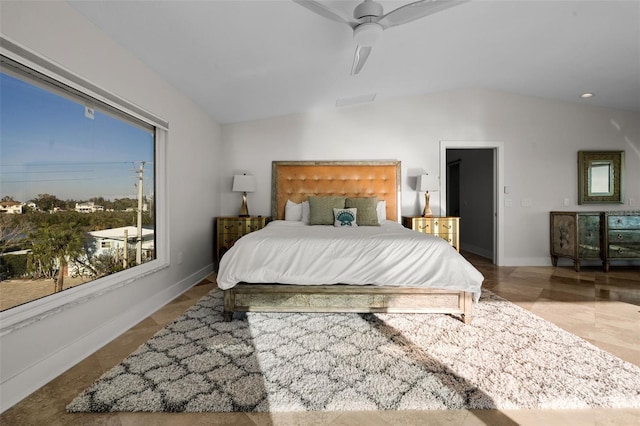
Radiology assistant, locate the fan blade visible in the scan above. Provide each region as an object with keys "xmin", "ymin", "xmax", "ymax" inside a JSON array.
[
  {"xmin": 293, "ymin": 0, "xmax": 358, "ymax": 28},
  {"xmin": 351, "ymin": 45, "xmax": 372, "ymax": 75},
  {"xmin": 378, "ymin": 0, "xmax": 470, "ymax": 29}
]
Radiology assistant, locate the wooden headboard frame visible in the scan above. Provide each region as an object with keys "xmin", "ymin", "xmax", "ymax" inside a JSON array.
[{"xmin": 271, "ymin": 161, "xmax": 401, "ymax": 221}]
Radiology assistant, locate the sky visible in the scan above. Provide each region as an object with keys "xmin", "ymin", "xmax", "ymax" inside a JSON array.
[{"xmin": 0, "ymin": 72, "xmax": 154, "ymax": 203}]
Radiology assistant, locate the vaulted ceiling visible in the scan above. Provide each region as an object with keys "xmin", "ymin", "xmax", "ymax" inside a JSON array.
[{"xmin": 70, "ymin": 0, "xmax": 640, "ymax": 124}]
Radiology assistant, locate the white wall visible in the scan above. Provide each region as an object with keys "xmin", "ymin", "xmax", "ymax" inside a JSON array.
[
  {"xmin": 0, "ymin": 1, "xmax": 222, "ymax": 411},
  {"xmin": 221, "ymin": 89, "xmax": 640, "ymax": 266}
]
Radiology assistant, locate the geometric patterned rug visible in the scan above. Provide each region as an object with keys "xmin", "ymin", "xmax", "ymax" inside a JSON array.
[{"xmin": 67, "ymin": 289, "xmax": 640, "ymax": 412}]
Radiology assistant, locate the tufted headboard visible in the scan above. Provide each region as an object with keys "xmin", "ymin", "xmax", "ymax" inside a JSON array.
[{"xmin": 271, "ymin": 161, "xmax": 401, "ymax": 221}]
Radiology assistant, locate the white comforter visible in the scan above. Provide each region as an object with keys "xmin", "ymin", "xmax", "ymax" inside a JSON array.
[{"xmin": 217, "ymin": 220, "xmax": 484, "ymax": 302}]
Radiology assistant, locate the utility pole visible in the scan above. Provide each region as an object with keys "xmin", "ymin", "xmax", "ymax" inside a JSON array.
[
  {"xmin": 123, "ymin": 229, "xmax": 128, "ymax": 269},
  {"xmin": 136, "ymin": 162, "xmax": 145, "ymax": 265}
]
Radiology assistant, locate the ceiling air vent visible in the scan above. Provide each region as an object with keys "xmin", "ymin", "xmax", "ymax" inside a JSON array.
[{"xmin": 335, "ymin": 93, "xmax": 377, "ymax": 108}]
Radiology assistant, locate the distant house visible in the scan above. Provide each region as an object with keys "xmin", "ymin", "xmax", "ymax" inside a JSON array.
[
  {"xmin": 88, "ymin": 226, "xmax": 154, "ymax": 257},
  {"xmin": 124, "ymin": 203, "xmax": 149, "ymax": 212},
  {"xmin": 0, "ymin": 201, "xmax": 24, "ymax": 214},
  {"xmin": 69, "ymin": 226, "xmax": 155, "ymax": 277},
  {"xmin": 75, "ymin": 202, "xmax": 104, "ymax": 213}
]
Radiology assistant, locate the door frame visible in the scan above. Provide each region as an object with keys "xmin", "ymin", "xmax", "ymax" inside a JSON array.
[{"xmin": 439, "ymin": 141, "xmax": 504, "ymax": 266}]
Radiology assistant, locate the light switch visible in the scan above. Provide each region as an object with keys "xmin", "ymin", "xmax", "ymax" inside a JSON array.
[{"xmin": 564, "ymin": 198, "xmax": 570, "ymax": 206}]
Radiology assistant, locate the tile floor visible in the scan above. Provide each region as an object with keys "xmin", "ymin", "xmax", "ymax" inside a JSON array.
[{"xmin": 1, "ymin": 254, "xmax": 638, "ymax": 425}]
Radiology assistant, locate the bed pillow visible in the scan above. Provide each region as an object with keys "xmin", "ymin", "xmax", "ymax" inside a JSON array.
[
  {"xmin": 284, "ymin": 200, "xmax": 302, "ymax": 221},
  {"xmin": 333, "ymin": 208, "xmax": 358, "ymax": 227},
  {"xmin": 377, "ymin": 200, "xmax": 387, "ymax": 222},
  {"xmin": 345, "ymin": 196, "xmax": 379, "ymax": 226},
  {"xmin": 308, "ymin": 196, "xmax": 346, "ymax": 225},
  {"xmin": 301, "ymin": 200, "xmax": 310, "ymax": 224}
]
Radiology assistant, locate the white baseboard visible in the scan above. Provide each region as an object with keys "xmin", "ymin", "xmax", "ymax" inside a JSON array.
[
  {"xmin": 501, "ymin": 257, "xmax": 552, "ymax": 266},
  {"xmin": 0, "ymin": 264, "xmax": 214, "ymax": 413}
]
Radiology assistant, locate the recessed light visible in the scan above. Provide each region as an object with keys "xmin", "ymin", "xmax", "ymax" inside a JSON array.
[{"xmin": 580, "ymin": 93, "xmax": 594, "ymax": 99}]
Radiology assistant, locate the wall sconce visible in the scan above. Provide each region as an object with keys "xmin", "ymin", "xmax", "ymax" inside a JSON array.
[
  {"xmin": 417, "ymin": 173, "xmax": 439, "ymax": 217},
  {"xmin": 232, "ymin": 173, "xmax": 256, "ymax": 217}
]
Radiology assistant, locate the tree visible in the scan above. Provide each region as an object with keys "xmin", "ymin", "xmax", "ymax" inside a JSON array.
[
  {"xmin": 112, "ymin": 198, "xmax": 137, "ymax": 211},
  {"xmin": 0, "ymin": 214, "xmax": 31, "ymax": 279},
  {"xmin": 0, "ymin": 214, "xmax": 30, "ymax": 254},
  {"xmin": 31, "ymin": 193, "xmax": 65, "ymax": 212},
  {"xmin": 29, "ymin": 220, "xmax": 86, "ymax": 292}
]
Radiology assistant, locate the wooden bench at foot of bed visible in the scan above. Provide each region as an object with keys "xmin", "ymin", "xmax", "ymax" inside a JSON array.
[{"xmin": 223, "ymin": 284, "xmax": 473, "ymax": 324}]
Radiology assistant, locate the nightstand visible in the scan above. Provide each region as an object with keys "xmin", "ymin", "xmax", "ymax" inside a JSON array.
[
  {"xmin": 216, "ymin": 216, "xmax": 269, "ymax": 264},
  {"xmin": 402, "ymin": 216, "xmax": 460, "ymax": 252}
]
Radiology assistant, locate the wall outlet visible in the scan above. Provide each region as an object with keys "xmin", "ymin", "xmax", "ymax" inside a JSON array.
[
  {"xmin": 505, "ymin": 198, "xmax": 513, "ymax": 207},
  {"xmin": 521, "ymin": 198, "xmax": 532, "ymax": 207},
  {"xmin": 630, "ymin": 198, "xmax": 636, "ymax": 207},
  {"xmin": 177, "ymin": 251, "xmax": 183, "ymax": 265},
  {"xmin": 564, "ymin": 198, "xmax": 570, "ymax": 207}
]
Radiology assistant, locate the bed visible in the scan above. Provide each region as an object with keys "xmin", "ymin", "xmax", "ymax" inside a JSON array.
[{"xmin": 217, "ymin": 161, "xmax": 484, "ymax": 323}]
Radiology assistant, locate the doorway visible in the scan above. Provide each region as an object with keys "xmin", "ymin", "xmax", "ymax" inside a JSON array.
[
  {"xmin": 439, "ymin": 141, "xmax": 504, "ymax": 265},
  {"xmin": 447, "ymin": 159, "xmax": 461, "ymax": 217}
]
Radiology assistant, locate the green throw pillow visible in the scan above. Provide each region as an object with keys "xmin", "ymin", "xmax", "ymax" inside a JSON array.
[
  {"xmin": 345, "ymin": 196, "xmax": 379, "ymax": 226},
  {"xmin": 308, "ymin": 196, "xmax": 346, "ymax": 225}
]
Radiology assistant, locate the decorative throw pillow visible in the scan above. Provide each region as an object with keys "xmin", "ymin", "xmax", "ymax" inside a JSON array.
[
  {"xmin": 345, "ymin": 196, "xmax": 379, "ymax": 226},
  {"xmin": 308, "ymin": 196, "xmax": 346, "ymax": 225},
  {"xmin": 284, "ymin": 200, "xmax": 302, "ymax": 221},
  {"xmin": 333, "ymin": 208, "xmax": 358, "ymax": 227}
]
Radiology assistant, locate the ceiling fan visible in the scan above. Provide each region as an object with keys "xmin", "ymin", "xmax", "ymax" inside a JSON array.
[{"xmin": 293, "ymin": 0, "xmax": 469, "ymax": 75}]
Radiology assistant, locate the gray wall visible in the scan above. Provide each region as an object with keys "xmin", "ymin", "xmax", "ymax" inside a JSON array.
[{"xmin": 448, "ymin": 149, "xmax": 494, "ymax": 259}]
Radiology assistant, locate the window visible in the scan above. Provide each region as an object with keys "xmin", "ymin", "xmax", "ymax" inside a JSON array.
[{"xmin": 0, "ymin": 38, "xmax": 168, "ymax": 327}]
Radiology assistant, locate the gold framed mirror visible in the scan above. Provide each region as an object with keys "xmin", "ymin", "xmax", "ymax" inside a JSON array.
[{"xmin": 578, "ymin": 150, "xmax": 624, "ymax": 204}]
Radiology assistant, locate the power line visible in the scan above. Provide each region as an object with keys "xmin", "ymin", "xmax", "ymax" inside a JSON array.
[{"xmin": 2, "ymin": 178, "xmax": 95, "ymax": 183}]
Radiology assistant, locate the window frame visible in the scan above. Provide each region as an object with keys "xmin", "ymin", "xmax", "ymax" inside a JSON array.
[{"xmin": 0, "ymin": 37, "xmax": 169, "ymax": 333}]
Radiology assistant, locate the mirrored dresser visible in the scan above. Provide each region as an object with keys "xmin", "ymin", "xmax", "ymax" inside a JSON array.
[{"xmin": 550, "ymin": 211, "xmax": 640, "ymax": 271}]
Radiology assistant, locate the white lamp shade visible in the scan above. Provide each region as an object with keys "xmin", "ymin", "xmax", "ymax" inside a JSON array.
[
  {"xmin": 417, "ymin": 174, "xmax": 438, "ymax": 192},
  {"xmin": 232, "ymin": 174, "xmax": 256, "ymax": 192}
]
